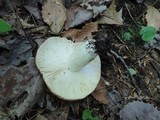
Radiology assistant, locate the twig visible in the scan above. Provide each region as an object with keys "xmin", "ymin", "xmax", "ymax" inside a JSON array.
[
  {"xmin": 150, "ymin": 59, "xmax": 160, "ymax": 76},
  {"xmin": 27, "ymin": 26, "xmax": 48, "ymax": 34},
  {"xmin": 125, "ymin": 2, "xmax": 139, "ymax": 27},
  {"xmin": 138, "ymin": 48, "xmax": 152, "ymax": 60},
  {"xmin": 112, "ymin": 29, "xmax": 125, "ymax": 44},
  {"xmin": 110, "ymin": 50, "xmax": 141, "ymax": 95},
  {"xmin": 6, "ymin": 0, "xmax": 35, "ymax": 49},
  {"xmin": 149, "ymin": 0, "xmax": 159, "ymax": 6}
]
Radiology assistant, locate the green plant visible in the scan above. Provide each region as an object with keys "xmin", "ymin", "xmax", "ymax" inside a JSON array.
[
  {"xmin": 0, "ymin": 18, "xmax": 12, "ymax": 33},
  {"xmin": 139, "ymin": 26, "xmax": 156, "ymax": 42},
  {"xmin": 128, "ymin": 68, "xmax": 136, "ymax": 75},
  {"xmin": 82, "ymin": 108, "xmax": 98, "ymax": 120},
  {"xmin": 123, "ymin": 32, "xmax": 133, "ymax": 41},
  {"xmin": 123, "ymin": 27, "xmax": 138, "ymax": 41}
]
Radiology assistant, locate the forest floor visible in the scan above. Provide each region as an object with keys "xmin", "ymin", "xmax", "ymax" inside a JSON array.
[{"xmin": 0, "ymin": 0, "xmax": 160, "ymax": 120}]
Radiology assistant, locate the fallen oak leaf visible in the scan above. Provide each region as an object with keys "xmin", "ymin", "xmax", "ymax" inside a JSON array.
[
  {"xmin": 62, "ymin": 22, "xmax": 98, "ymax": 42},
  {"xmin": 91, "ymin": 77, "xmax": 108, "ymax": 104},
  {"xmin": 146, "ymin": 6, "xmax": 160, "ymax": 30},
  {"xmin": 98, "ymin": 0, "xmax": 123, "ymax": 25},
  {"xmin": 42, "ymin": 0, "xmax": 66, "ymax": 34}
]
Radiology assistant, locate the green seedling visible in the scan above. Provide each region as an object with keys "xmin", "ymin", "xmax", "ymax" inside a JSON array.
[
  {"xmin": 139, "ymin": 26, "xmax": 156, "ymax": 42},
  {"xmin": 128, "ymin": 68, "xmax": 136, "ymax": 75},
  {"xmin": 82, "ymin": 108, "xmax": 98, "ymax": 120},
  {"xmin": 123, "ymin": 32, "xmax": 133, "ymax": 41},
  {"xmin": 123, "ymin": 28, "xmax": 138, "ymax": 41},
  {"xmin": 0, "ymin": 18, "xmax": 12, "ymax": 33}
]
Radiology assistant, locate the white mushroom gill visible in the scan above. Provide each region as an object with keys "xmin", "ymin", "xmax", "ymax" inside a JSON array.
[
  {"xmin": 68, "ymin": 39, "xmax": 97, "ymax": 72},
  {"xmin": 36, "ymin": 37, "xmax": 101, "ymax": 100}
]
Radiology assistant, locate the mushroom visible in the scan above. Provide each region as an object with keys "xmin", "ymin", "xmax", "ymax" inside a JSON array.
[{"xmin": 36, "ymin": 37, "xmax": 101, "ymax": 100}]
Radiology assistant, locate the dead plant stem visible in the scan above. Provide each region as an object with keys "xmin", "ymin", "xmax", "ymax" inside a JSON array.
[
  {"xmin": 125, "ymin": 2, "xmax": 139, "ymax": 27},
  {"xmin": 110, "ymin": 49, "xmax": 141, "ymax": 95},
  {"xmin": 6, "ymin": 0, "xmax": 35, "ymax": 49}
]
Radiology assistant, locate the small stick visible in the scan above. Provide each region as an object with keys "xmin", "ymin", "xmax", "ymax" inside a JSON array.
[
  {"xmin": 6, "ymin": 0, "xmax": 35, "ymax": 49},
  {"xmin": 125, "ymin": 2, "xmax": 139, "ymax": 27},
  {"xmin": 112, "ymin": 29, "xmax": 125, "ymax": 44},
  {"xmin": 110, "ymin": 50, "xmax": 141, "ymax": 94},
  {"xmin": 138, "ymin": 48, "xmax": 152, "ymax": 60},
  {"xmin": 150, "ymin": 59, "xmax": 160, "ymax": 76}
]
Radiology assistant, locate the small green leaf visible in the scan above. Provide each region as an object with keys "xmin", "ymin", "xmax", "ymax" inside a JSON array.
[
  {"xmin": 82, "ymin": 108, "xmax": 92, "ymax": 120},
  {"xmin": 139, "ymin": 26, "xmax": 156, "ymax": 42},
  {"xmin": 0, "ymin": 19, "xmax": 12, "ymax": 33},
  {"xmin": 82, "ymin": 108, "xmax": 98, "ymax": 120},
  {"xmin": 123, "ymin": 32, "xmax": 133, "ymax": 41},
  {"xmin": 128, "ymin": 68, "xmax": 136, "ymax": 75}
]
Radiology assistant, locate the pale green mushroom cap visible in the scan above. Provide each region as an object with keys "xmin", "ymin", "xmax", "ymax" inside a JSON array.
[{"xmin": 36, "ymin": 37, "xmax": 101, "ymax": 100}]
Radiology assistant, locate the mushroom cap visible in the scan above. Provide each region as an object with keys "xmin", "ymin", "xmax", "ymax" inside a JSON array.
[{"xmin": 36, "ymin": 37, "xmax": 101, "ymax": 100}]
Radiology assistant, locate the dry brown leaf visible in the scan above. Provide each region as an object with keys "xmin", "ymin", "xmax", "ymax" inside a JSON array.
[
  {"xmin": 146, "ymin": 6, "xmax": 160, "ymax": 30},
  {"xmin": 98, "ymin": 0, "xmax": 123, "ymax": 25},
  {"xmin": 42, "ymin": 0, "xmax": 66, "ymax": 34},
  {"xmin": 62, "ymin": 22, "xmax": 98, "ymax": 42},
  {"xmin": 91, "ymin": 77, "xmax": 108, "ymax": 104}
]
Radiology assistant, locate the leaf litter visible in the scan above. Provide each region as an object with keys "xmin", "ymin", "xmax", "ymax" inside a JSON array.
[
  {"xmin": 65, "ymin": 3, "xmax": 106, "ymax": 29},
  {"xmin": 144, "ymin": 6, "xmax": 160, "ymax": 50},
  {"xmin": 98, "ymin": 0, "xmax": 123, "ymax": 25},
  {"xmin": 1, "ymin": 0, "xmax": 160, "ymax": 119},
  {"xmin": 0, "ymin": 37, "xmax": 45, "ymax": 119},
  {"xmin": 91, "ymin": 77, "xmax": 108, "ymax": 104},
  {"xmin": 24, "ymin": 5, "xmax": 43, "ymax": 22},
  {"xmin": 146, "ymin": 6, "xmax": 160, "ymax": 30},
  {"xmin": 62, "ymin": 22, "xmax": 98, "ymax": 42},
  {"xmin": 120, "ymin": 101, "xmax": 160, "ymax": 120},
  {"xmin": 41, "ymin": 0, "xmax": 66, "ymax": 34}
]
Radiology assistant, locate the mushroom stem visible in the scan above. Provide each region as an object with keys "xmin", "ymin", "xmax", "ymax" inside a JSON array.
[{"xmin": 68, "ymin": 40, "xmax": 97, "ymax": 72}]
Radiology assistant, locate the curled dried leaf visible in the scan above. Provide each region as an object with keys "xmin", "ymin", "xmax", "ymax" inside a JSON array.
[
  {"xmin": 62, "ymin": 22, "xmax": 98, "ymax": 42},
  {"xmin": 91, "ymin": 77, "xmax": 108, "ymax": 104}
]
